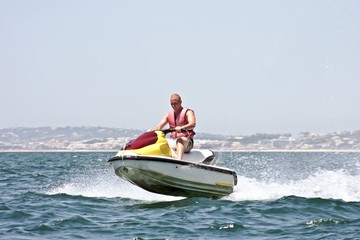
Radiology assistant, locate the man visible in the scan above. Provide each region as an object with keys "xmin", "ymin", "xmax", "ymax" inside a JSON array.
[{"xmin": 152, "ymin": 93, "xmax": 196, "ymax": 160}]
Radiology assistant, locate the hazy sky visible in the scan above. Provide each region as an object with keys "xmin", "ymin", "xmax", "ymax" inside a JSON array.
[{"xmin": 1, "ymin": 0, "xmax": 359, "ymax": 135}]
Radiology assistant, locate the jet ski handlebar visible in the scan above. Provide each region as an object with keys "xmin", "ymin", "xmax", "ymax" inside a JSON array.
[{"xmin": 161, "ymin": 128, "xmax": 188, "ymax": 135}]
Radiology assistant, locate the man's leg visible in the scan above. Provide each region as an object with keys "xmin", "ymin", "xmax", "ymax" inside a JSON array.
[{"xmin": 176, "ymin": 137, "xmax": 190, "ymax": 160}]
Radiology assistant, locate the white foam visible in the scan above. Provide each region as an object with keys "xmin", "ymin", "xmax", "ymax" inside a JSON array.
[
  {"xmin": 227, "ymin": 169, "xmax": 360, "ymax": 202},
  {"xmin": 47, "ymin": 167, "xmax": 182, "ymax": 202}
]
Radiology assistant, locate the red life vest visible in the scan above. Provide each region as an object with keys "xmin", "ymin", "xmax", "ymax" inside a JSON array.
[{"xmin": 167, "ymin": 108, "xmax": 195, "ymax": 138}]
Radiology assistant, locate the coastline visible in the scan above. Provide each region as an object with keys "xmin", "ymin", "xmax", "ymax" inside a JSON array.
[
  {"xmin": 1, "ymin": 149, "xmax": 360, "ymax": 153},
  {"xmin": 2, "ymin": 127, "xmax": 360, "ymax": 153}
]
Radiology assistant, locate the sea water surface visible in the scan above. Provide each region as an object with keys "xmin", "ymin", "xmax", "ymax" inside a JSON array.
[{"xmin": 1, "ymin": 151, "xmax": 360, "ymax": 239}]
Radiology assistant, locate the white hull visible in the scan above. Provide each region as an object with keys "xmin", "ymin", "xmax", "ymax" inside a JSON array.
[{"xmin": 108, "ymin": 152, "xmax": 237, "ymax": 198}]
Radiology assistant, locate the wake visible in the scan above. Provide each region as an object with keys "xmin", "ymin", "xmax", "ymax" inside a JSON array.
[
  {"xmin": 46, "ymin": 161, "xmax": 360, "ymax": 203},
  {"xmin": 228, "ymin": 169, "xmax": 360, "ymax": 202},
  {"xmin": 46, "ymin": 166, "xmax": 182, "ymax": 202}
]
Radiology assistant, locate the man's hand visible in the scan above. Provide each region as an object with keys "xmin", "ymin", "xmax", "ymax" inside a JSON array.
[{"xmin": 175, "ymin": 126, "xmax": 183, "ymax": 132}]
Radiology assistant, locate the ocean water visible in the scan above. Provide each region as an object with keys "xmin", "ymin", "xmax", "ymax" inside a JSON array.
[{"xmin": 1, "ymin": 151, "xmax": 360, "ymax": 240}]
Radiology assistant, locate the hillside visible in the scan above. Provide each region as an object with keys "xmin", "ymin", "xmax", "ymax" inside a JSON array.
[{"xmin": 1, "ymin": 126, "xmax": 360, "ymax": 151}]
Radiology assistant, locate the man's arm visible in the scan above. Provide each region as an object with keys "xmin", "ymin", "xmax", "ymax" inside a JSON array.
[{"xmin": 152, "ymin": 113, "xmax": 168, "ymax": 131}]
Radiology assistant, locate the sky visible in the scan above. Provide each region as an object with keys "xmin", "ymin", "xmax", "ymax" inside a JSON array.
[{"xmin": 1, "ymin": 0, "xmax": 359, "ymax": 135}]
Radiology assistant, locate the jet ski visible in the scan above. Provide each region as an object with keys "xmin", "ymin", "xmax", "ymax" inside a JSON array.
[{"xmin": 108, "ymin": 129, "xmax": 237, "ymax": 198}]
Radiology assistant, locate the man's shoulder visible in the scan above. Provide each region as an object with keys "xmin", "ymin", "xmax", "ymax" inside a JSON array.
[{"xmin": 185, "ymin": 108, "xmax": 195, "ymax": 114}]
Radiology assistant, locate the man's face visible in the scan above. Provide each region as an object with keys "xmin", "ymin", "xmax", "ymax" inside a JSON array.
[{"xmin": 170, "ymin": 97, "xmax": 182, "ymax": 111}]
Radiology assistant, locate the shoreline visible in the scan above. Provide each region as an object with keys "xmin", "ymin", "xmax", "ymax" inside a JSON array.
[{"xmin": 1, "ymin": 149, "xmax": 360, "ymax": 153}]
